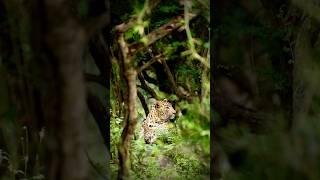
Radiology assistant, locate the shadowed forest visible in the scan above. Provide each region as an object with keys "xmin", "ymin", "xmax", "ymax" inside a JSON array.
[
  {"xmin": 0, "ymin": 0, "xmax": 209, "ymax": 179},
  {"xmin": 1, "ymin": 0, "xmax": 320, "ymax": 180},
  {"xmin": 214, "ymin": 0, "xmax": 320, "ymax": 179}
]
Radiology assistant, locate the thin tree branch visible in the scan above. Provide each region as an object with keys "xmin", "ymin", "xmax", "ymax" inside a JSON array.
[
  {"xmin": 142, "ymin": 71, "xmax": 158, "ymax": 84},
  {"xmin": 137, "ymin": 54, "xmax": 163, "ymax": 74},
  {"xmin": 138, "ymin": 73, "xmax": 159, "ymax": 99},
  {"xmin": 183, "ymin": 1, "xmax": 209, "ymax": 68}
]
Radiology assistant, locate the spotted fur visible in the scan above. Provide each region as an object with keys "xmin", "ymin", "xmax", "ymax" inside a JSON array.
[{"xmin": 141, "ymin": 99, "xmax": 176, "ymax": 144}]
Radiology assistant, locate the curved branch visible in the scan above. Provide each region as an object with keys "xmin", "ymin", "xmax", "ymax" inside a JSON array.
[
  {"xmin": 138, "ymin": 73, "xmax": 159, "ymax": 99},
  {"xmin": 137, "ymin": 54, "xmax": 163, "ymax": 74}
]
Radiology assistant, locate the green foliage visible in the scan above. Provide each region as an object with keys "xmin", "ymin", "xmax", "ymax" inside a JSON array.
[
  {"xmin": 110, "ymin": 96, "xmax": 210, "ymax": 179},
  {"xmin": 111, "ymin": 0, "xmax": 210, "ymax": 179},
  {"xmin": 157, "ymin": 3, "xmax": 180, "ymax": 14},
  {"xmin": 163, "ymin": 41, "xmax": 187, "ymax": 58},
  {"xmin": 131, "ymin": 0, "xmax": 148, "ymax": 14},
  {"xmin": 110, "ymin": 112, "xmax": 123, "ymax": 161},
  {"xmin": 149, "ymin": 0, "xmax": 181, "ymax": 29},
  {"xmin": 176, "ymin": 63, "xmax": 202, "ymax": 92},
  {"xmin": 124, "ymin": 28, "xmax": 142, "ymax": 43}
]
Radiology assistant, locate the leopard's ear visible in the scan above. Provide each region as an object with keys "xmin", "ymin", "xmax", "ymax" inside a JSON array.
[
  {"xmin": 155, "ymin": 101, "xmax": 161, "ymax": 108},
  {"xmin": 163, "ymin": 99, "xmax": 168, "ymax": 102}
]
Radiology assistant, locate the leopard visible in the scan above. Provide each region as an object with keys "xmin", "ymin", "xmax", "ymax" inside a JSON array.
[{"xmin": 141, "ymin": 99, "xmax": 176, "ymax": 144}]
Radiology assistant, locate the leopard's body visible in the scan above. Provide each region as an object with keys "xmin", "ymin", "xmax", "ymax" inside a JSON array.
[{"xmin": 141, "ymin": 99, "xmax": 176, "ymax": 144}]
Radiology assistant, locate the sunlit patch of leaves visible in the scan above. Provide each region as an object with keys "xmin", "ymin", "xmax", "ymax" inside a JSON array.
[{"xmin": 124, "ymin": 28, "xmax": 142, "ymax": 43}]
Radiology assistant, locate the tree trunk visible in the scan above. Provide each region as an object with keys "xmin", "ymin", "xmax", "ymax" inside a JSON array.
[
  {"xmin": 117, "ymin": 33, "xmax": 138, "ymax": 179},
  {"xmin": 118, "ymin": 68, "xmax": 137, "ymax": 179},
  {"xmin": 38, "ymin": 1, "xmax": 89, "ymax": 179}
]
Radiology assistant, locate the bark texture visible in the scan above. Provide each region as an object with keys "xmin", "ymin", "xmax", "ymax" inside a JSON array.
[{"xmin": 40, "ymin": 1, "xmax": 89, "ymax": 179}]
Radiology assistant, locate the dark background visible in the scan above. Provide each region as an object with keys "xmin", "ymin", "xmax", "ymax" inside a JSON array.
[{"xmin": 1, "ymin": 0, "xmax": 320, "ymax": 179}]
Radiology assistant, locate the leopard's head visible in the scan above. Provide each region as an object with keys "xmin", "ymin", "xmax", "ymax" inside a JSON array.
[{"xmin": 154, "ymin": 99, "xmax": 176, "ymax": 121}]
